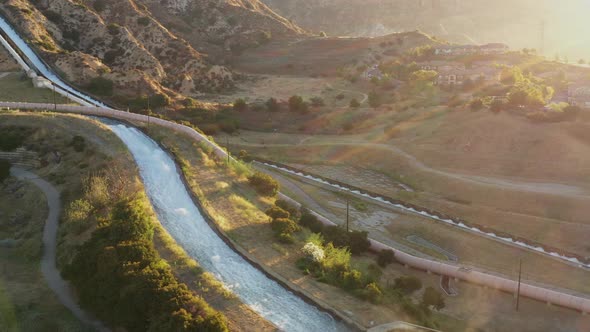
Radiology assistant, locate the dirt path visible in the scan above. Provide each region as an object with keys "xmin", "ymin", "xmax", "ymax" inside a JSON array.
[
  {"xmin": 238, "ymin": 137, "xmax": 588, "ymax": 198},
  {"xmin": 10, "ymin": 167, "xmax": 109, "ymax": 332},
  {"xmin": 326, "ymin": 82, "xmax": 368, "ymax": 104}
]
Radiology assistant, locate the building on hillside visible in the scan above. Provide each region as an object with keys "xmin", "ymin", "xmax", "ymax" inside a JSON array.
[
  {"xmin": 361, "ymin": 64, "xmax": 383, "ymax": 80},
  {"xmin": 434, "ymin": 43, "xmax": 509, "ymax": 56},
  {"xmin": 417, "ymin": 61, "xmax": 465, "ymax": 71},
  {"xmin": 568, "ymin": 84, "xmax": 590, "ymax": 108},
  {"xmin": 435, "ymin": 66, "xmax": 501, "ymax": 86}
]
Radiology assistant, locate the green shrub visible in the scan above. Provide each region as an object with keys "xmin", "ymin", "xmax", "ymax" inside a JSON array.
[
  {"xmin": 342, "ymin": 269, "xmax": 363, "ymax": 289},
  {"xmin": 0, "ymin": 160, "xmax": 10, "ymax": 183},
  {"xmin": 107, "ymin": 23, "xmax": 121, "ymax": 35},
  {"xmin": 310, "ymin": 97, "xmax": 325, "ymax": 107},
  {"xmin": 233, "ymin": 98, "xmax": 247, "ymax": 112},
  {"xmin": 275, "ymin": 199, "xmax": 299, "ymax": 219},
  {"xmin": 377, "ymin": 249, "xmax": 395, "ymax": 267},
  {"xmin": 44, "ymin": 10, "xmax": 62, "ymax": 23},
  {"xmin": 248, "ymin": 172, "xmax": 279, "ymax": 197},
  {"xmin": 266, "ymin": 206, "xmax": 290, "ymax": 220},
  {"xmin": 0, "ymin": 127, "xmax": 32, "ymax": 151},
  {"xmin": 421, "ymin": 286, "xmax": 445, "ymax": 310},
  {"xmin": 278, "ymin": 232, "xmax": 295, "ymax": 244},
  {"xmin": 93, "ymin": 0, "xmax": 106, "ymax": 12},
  {"xmin": 271, "ymin": 218, "xmax": 300, "ymax": 235},
  {"xmin": 288, "ymin": 95, "xmax": 308, "ymax": 113},
  {"xmin": 87, "ymin": 77, "xmax": 114, "ymax": 96},
  {"xmin": 349, "ymin": 98, "xmax": 360, "ymax": 108},
  {"xmin": 364, "ymin": 282, "xmax": 383, "ymax": 303},
  {"xmin": 137, "ymin": 17, "xmax": 150, "ymax": 26},
  {"xmin": 394, "ymin": 276, "xmax": 422, "ymax": 295},
  {"xmin": 323, "ymin": 226, "xmax": 370, "ymax": 255},
  {"xmin": 299, "ymin": 208, "xmax": 324, "ymax": 233},
  {"xmin": 265, "ymin": 97, "xmax": 280, "ymax": 112},
  {"xmin": 71, "ymin": 135, "xmax": 86, "ymax": 152}
]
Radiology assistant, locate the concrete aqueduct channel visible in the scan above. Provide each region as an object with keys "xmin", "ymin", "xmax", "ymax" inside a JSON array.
[{"xmin": 1, "ymin": 13, "xmax": 590, "ymax": 323}]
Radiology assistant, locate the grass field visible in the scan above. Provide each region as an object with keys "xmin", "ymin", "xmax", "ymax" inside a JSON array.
[
  {"xmin": 220, "ymin": 104, "xmax": 590, "ymax": 261},
  {"xmin": 0, "ymin": 72, "xmax": 70, "ymax": 104}
]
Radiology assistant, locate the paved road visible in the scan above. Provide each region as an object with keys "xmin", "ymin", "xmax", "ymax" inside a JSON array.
[{"xmin": 11, "ymin": 167, "xmax": 109, "ymax": 332}]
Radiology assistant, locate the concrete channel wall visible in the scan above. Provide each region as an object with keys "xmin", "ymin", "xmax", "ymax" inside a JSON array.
[{"xmin": 2, "ymin": 102, "xmax": 590, "ymax": 315}]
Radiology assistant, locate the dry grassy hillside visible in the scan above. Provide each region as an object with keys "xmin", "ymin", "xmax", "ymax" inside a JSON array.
[{"xmin": 0, "ymin": 45, "xmax": 18, "ymax": 71}]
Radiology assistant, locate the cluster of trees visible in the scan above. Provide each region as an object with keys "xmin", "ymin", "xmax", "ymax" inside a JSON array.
[
  {"xmin": 0, "ymin": 126, "xmax": 32, "ymax": 151},
  {"xmin": 87, "ymin": 77, "xmax": 114, "ymax": 96},
  {"xmin": 247, "ymin": 172, "xmax": 280, "ymax": 197},
  {"xmin": 232, "ymin": 96, "xmax": 324, "ymax": 114},
  {"xmin": 65, "ymin": 196, "xmax": 228, "ymax": 331},
  {"xmin": 0, "ymin": 160, "xmax": 10, "ymax": 183},
  {"xmin": 288, "ymin": 95, "xmax": 309, "ymax": 113},
  {"xmin": 501, "ymin": 66, "xmax": 554, "ymax": 108},
  {"xmin": 298, "ymin": 234, "xmax": 383, "ymax": 303},
  {"xmin": 379, "ymin": 61, "xmax": 420, "ymax": 81},
  {"xmin": 266, "ymin": 201, "xmax": 301, "ymax": 243},
  {"xmin": 299, "ymin": 209, "xmax": 371, "ymax": 254}
]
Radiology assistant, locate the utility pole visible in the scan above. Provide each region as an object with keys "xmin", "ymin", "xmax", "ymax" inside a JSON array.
[
  {"xmin": 516, "ymin": 259, "xmax": 522, "ymax": 311},
  {"xmin": 52, "ymin": 83, "xmax": 56, "ymax": 111},
  {"xmin": 147, "ymin": 95, "xmax": 151, "ymax": 129},
  {"xmin": 226, "ymin": 136, "xmax": 230, "ymax": 164},
  {"xmin": 346, "ymin": 199, "xmax": 350, "ymax": 232}
]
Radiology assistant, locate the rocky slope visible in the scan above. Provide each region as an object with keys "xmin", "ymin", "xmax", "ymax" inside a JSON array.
[{"xmin": 0, "ymin": 0, "xmax": 305, "ymax": 104}]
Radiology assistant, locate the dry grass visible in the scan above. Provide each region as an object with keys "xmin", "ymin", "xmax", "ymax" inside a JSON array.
[{"xmin": 144, "ymin": 123, "xmax": 462, "ymax": 330}]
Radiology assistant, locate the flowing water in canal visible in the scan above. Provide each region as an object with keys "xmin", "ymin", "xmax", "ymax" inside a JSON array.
[{"xmin": 106, "ymin": 122, "xmax": 345, "ymax": 332}]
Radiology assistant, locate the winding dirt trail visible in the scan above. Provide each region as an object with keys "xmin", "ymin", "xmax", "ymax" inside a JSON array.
[
  {"xmin": 10, "ymin": 167, "xmax": 109, "ymax": 332},
  {"xmin": 237, "ymin": 137, "xmax": 588, "ymax": 198}
]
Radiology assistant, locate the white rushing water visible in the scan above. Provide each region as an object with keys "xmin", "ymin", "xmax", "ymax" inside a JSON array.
[{"xmin": 106, "ymin": 122, "xmax": 345, "ymax": 332}]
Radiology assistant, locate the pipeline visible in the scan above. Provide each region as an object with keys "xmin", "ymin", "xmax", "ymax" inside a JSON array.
[{"xmin": 1, "ymin": 11, "xmax": 590, "ymax": 317}]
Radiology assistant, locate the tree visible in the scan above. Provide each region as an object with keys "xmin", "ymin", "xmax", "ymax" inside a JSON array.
[
  {"xmin": 288, "ymin": 95, "xmax": 308, "ymax": 113},
  {"xmin": 376, "ymin": 249, "xmax": 395, "ymax": 267},
  {"xmin": 349, "ymin": 98, "xmax": 361, "ymax": 108},
  {"xmin": 0, "ymin": 160, "xmax": 10, "ymax": 183},
  {"xmin": 394, "ymin": 276, "xmax": 422, "ymax": 295},
  {"xmin": 233, "ymin": 98, "xmax": 247, "ymax": 112},
  {"xmin": 368, "ymin": 91, "xmax": 381, "ymax": 108},
  {"xmin": 421, "ymin": 286, "xmax": 445, "ymax": 310},
  {"xmin": 248, "ymin": 172, "xmax": 279, "ymax": 197},
  {"xmin": 265, "ymin": 97, "xmax": 280, "ymax": 112},
  {"xmin": 87, "ymin": 77, "xmax": 114, "ymax": 96},
  {"xmin": 469, "ymin": 99, "xmax": 483, "ymax": 111},
  {"xmin": 265, "ymin": 206, "xmax": 290, "ymax": 220},
  {"xmin": 310, "ymin": 97, "xmax": 325, "ymax": 107},
  {"xmin": 579, "ymin": 59, "xmax": 586, "ymax": 65},
  {"xmin": 319, "ymin": 31, "xmax": 327, "ymax": 38}
]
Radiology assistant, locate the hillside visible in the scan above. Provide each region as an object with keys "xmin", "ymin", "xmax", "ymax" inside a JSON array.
[
  {"xmin": 0, "ymin": 0, "xmax": 305, "ymax": 104},
  {"xmin": 261, "ymin": 0, "xmax": 590, "ymax": 60}
]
